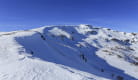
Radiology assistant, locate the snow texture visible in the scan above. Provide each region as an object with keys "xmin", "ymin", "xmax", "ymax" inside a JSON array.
[{"xmin": 0, "ymin": 24, "xmax": 138, "ymax": 80}]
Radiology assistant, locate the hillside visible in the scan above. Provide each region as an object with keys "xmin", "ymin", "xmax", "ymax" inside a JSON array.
[{"xmin": 0, "ymin": 24, "xmax": 138, "ymax": 80}]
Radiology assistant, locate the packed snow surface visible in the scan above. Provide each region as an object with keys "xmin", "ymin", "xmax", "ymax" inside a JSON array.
[{"xmin": 0, "ymin": 24, "xmax": 138, "ymax": 80}]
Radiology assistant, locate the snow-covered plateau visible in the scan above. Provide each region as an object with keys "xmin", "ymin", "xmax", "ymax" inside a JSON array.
[{"xmin": 0, "ymin": 24, "xmax": 138, "ymax": 80}]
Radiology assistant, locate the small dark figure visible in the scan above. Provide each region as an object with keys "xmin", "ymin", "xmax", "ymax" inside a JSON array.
[
  {"xmin": 71, "ymin": 31, "xmax": 74, "ymax": 34},
  {"xmin": 80, "ymin": 54, "xmax": 87, "ymax": 62},
  {"xmin": 41, "ymin": 35, "xmax": 46, "ymax": 40},
  {"xmin": 71, "ymin": 37, "xmax": 74, "ymax": 41},
  {"xmin": 101, "ymin": 68, "xmax": 104, "ymax": 72},
  {"xmin": 30, "ymin": 51, "xmax": 34, "ymax": 55},
  {"xmin": 111, "ymin": 74, "xmax": 115, "ymax": 77}
]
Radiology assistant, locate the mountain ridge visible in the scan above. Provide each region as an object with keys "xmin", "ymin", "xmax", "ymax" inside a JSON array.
[{"xmin": 0, "ymin": 24, "xmax": 138, "ymax": 80}]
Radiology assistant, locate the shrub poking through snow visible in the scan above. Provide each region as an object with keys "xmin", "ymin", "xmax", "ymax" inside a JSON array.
[
  {"xmin": 132, "ymin": 33, "xmax": 137, "ymax": 36},
  {"xmin": 133, "ymin": 62, "xmax": 138, "ymax": 65},
  {"xmin": 70, "ymin": 36, "xmax": 74, "ymax": 41},
  {"xmin": 116, "ymin": 76, "xmax": 124, "ymax": 80},
  {"xmin": 101, "ymin": 68, "xmax": 104, "ymax": 72},
  {"xmin": 134, "ymin": 57, "xmax": 138, "ymax": 60},
  {"xmin": 88, "ymin": 31, "xmax": 98, "ymax": 35},
  {"xmin": 107, "ymin": 28, "xmax": 111, "ymax": 30},
  {"xmin": 30, "ymin": 50, "xmax": 34, "ymax": 55},
  {"xmin": 117, "ymin": 55, "xmax": 123, "ymax": 58},
  {"xmin": 105, "ymin": 38, "xmax": 110, "ymax": 42},
  {"xmin": 60, "ymin": 35, "xmax": 66, "ymax": 40},
  {"xmin": 102, "ymin": 50, "xmax": 109, "ymax": 52},
  {"xmin": 40, "ymin": 35, "xmax": 46, "ymax": 40},
  {"xmin": 111, "ymin": 38, "xmax": 130, "ymax": 45},
  {"xmin": 111, "ymin": 74, "xmax": 115, "ymax": 77},
  {"xmin": 108, "ymin": 34, "xmax": 112, "ymax": 37}
]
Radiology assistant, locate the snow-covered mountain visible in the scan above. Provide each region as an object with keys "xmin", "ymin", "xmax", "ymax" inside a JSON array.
[{"xmin": 0, "ymin": 24, "xmax": 138, "ymax": 80}]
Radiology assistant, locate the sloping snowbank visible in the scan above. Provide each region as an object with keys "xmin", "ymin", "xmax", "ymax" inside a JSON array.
[{"xmin": 0, "ymin": 25, "xmax": 138, "ymax": 80}]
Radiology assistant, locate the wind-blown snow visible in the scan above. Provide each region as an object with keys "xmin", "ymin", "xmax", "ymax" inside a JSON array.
[
  {"xmin": 48, "ymin": 27, "xmax": 71, "ymax": 39},
  {"xmin": 0, "ymin": 24, "xmax": 138, "ymax": 80}
]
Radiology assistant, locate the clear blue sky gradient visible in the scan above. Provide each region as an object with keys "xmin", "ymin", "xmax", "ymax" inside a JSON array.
[{"xmin": 0, "ymin": 0, "xmax": 138, "ymax": 32}]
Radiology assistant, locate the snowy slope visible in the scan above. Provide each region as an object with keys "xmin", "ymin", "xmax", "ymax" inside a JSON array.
[{"xmin": 0, "ymin": 24, "xmax": 138, "ymax": 80}]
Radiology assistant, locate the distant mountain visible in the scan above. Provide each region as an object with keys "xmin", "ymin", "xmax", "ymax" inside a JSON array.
[{"xmin": 0, "ymin": 24, "xmax": 138, "ymax": 80}]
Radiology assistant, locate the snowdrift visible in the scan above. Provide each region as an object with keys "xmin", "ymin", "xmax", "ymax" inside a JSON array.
[{"xmin": 0, "ymin": 24, "xmax": 138, "ymax": 80}]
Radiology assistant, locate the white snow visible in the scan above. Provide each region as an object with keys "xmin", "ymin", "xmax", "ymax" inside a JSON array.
[
  {"xmin": 49, "ymin": 27, "xmax": 71, "ymax": 39},
  {"xmin": 0, "ymin": 25, "xmax": 138, "ymax": 80}
]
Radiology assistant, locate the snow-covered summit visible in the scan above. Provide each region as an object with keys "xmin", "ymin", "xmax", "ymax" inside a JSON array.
[{"xmin": 0, "ymin": 24, "xmax": 138, "ymax": 80}]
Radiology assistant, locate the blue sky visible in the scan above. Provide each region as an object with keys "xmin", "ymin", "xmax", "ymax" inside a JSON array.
[{"xmin": 0, "ymin": 0, "xmax": 138, "ymax": 32}]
